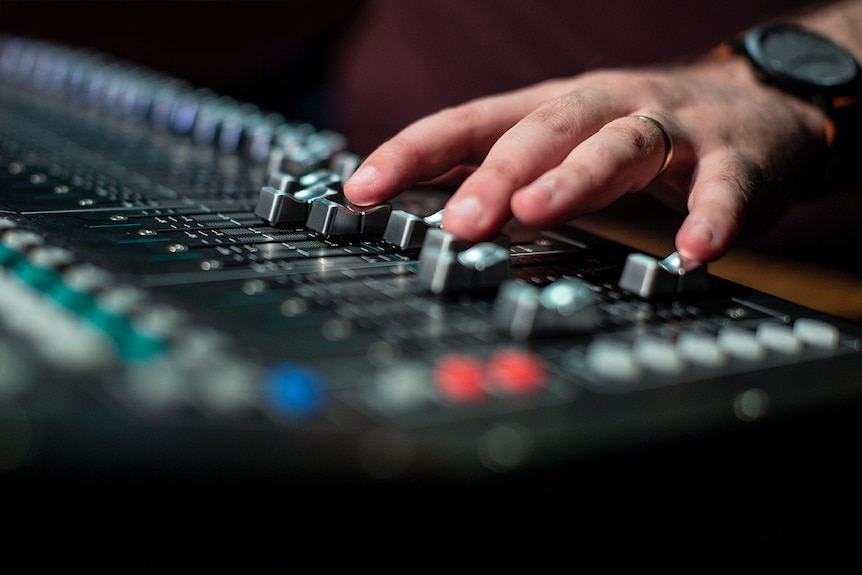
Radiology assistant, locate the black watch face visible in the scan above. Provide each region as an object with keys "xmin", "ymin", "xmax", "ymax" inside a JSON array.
[{"xmin": 746, "ymin": 24, "xmax": 859, "ymax": 89}]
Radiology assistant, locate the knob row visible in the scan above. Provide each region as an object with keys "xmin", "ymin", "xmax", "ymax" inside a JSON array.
[
  {"xmin": 0, "ymin": 36, "xmax": 349, "ymax": 171},
  {"xmin": 255, "ymin": 168, "xmax": 446, "ymax": 248}
]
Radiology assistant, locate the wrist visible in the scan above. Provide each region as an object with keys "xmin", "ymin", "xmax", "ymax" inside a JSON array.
[{"xmin": 713, "ymin": 23, "xmax": 862, "ymax": 185}]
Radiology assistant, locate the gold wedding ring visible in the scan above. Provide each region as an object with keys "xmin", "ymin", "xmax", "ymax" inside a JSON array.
[{"xmin": 632, "ymin": 114, "xmax": 674, "ymax": 179}]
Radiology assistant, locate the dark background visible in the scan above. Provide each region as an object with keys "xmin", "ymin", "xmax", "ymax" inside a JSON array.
[{"xmin": 0, "ymin": 0, "xmax": 364, "ymax": 127}]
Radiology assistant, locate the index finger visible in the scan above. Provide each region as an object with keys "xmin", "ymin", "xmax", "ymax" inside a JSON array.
[
  {"xmin": 343, "ymin": 80, "xmax": 567, "ymax": 206},
  {"xmin": 440, "ymin": 88, "xmax": 629, "ymax": 242}
]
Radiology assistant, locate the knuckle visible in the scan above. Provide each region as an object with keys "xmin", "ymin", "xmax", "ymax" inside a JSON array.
[
  {"xmin": 717, "ymin": 154, "xmax": 762, "ymax": 201},
  {"xmin": 436, "ymin": 103, "xmax": 484, "ymax": 128},
  {"xmin": 527, "ymin": 95, "xmax": 591, "ymax": 138},
  {"xmin": 608, "ymin": 121, "xmax": 657, "ymax": 161},
  {"xmin": 481, "ymin": 157, "xmax": 530, "ymax": 189}
]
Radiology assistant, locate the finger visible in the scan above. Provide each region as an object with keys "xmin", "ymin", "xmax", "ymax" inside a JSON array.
[
  {"xmin": 420, "ymin": 165, "xmax": 477, "ymax": 190},
  {"xmin": 344, "ymin": 83, "xmax": 559, "ymax": 206},
  {"xmin": 675, "ymin": 153, "xmax": 749, "ymax": 262},
  {"xmin": 441, "ymin": 93, "xmax": 622, "ymax": 242},
  {"xmin": 509, "ymin": 114, "xmax": 673, "ymax": 227}
]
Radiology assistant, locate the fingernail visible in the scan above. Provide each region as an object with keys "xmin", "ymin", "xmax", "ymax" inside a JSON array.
[
  {"xmin": 689, "ymin": 221, "xmax": 717, "ymax": 247},
  {"xmin": 346, "ymin": 165, "xmax": 376, "ymax": 189},
  {"xmin": 524, "ymin": 180, "xmax": 555, "ymax": 203},
  {"xmin": 678, "ymin": 220, "xmax": 718, "ymax": 261}
]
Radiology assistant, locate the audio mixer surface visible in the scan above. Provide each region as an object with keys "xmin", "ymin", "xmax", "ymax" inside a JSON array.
[{"xmin": 1, "ymin": 34, "xmax": 861, "ymax": 486}]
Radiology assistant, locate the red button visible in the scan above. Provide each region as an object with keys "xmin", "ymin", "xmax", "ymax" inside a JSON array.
[
  {"xmin": 486, "ymin": 348, "xmax": 547, "ymax": 395},
  {"xmin": 433, "ymin": 354, "xmax": 486, "ymax": 403}
]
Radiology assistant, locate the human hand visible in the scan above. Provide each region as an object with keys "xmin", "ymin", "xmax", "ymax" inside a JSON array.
[{"xmin": 343, "ymin": 54, "xmax": 831, "ymax": 263}]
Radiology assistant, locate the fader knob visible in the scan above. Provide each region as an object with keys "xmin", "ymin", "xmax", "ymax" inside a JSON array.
[
  {"xmin": 305, "ymin": 197, "xmax": 392, "ymax": 237},
  {"xmin": 618, "ymin": 251, "xmax": 709, "ymax": 298},
  {"xmin": 382, "ymin": 209, "xmax": 444, "ymax": 250},
  {"xmin": 493, "ymin": 278, "xmax": 600, "ymax": 339},
  {"xmin": 266, "ymin": 171, "xmax": 299, "ymax": 193},
  {"xmin": 254, "ymin": 184, "xmax": 339, "ymax": 226},
  {"xmin": 417, "ymin": 228, "xmax": 510, "ymax": 295}
]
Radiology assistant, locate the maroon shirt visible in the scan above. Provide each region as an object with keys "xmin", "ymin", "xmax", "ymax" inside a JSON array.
[{"xmin": 326, "ymin": 0, "xmax": 810, "ymax": 154}]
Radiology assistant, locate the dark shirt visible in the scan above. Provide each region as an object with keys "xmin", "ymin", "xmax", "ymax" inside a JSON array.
[{"xmin": 324, "ymin": 0, "xmax": 811, "ymax": 153}]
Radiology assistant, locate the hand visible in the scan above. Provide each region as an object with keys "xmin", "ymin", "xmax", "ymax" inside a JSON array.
[{"xmin": 343, "ymin": 54, "xmax": 830, "ymax": 263}]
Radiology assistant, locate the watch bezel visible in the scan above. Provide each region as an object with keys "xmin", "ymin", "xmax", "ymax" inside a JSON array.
[{"xmin": 742, "ymin": 23, "xmax": 862, "ymax": 103}]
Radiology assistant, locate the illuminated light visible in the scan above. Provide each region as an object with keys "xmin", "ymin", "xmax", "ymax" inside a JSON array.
[
  {"xmin": 486, "ymin": 348, "xmax": 547, "ymax": 395},
  {"xmin": 264, "ymin": 364, "xmax": 324, "ymax": 415},
  {"xmin": 433, "ymin": 354, "xmax": 486, "ymax": 403}
]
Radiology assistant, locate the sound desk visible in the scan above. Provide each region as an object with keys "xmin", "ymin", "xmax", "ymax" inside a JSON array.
[{"xmin": 2, "ymin": 34, "xmax": 861, "ymax": 488}]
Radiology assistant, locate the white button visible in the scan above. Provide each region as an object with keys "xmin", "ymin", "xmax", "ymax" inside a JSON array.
[
  {"xmin": 756, "ymin": 322, "xmax": 803, "ymax": 355},
  {"xmin": 676, "ymin": 332, "xmax": 727, "ymax": 367},
  {"xmin": 2, "ymin": 229, "xmax": 43, "ymax": 251},
  {"xmin": 633, "ymin": 336, "xmax": 686, "ymax": 374},
  {"xmin": 371, "ymin": 361, "xmax": 433, "ymax": 411},
  {"xmin": 27, "ymin": 245, "xmax": 75, "ymax": 269},
  {"xmin": 793, "ymin": 318, "xmax": 840, "ymax": 349},
  {"xmin": 586, "ymin": 340, "xmax": 641, "ymax": 382},
  {"xmin": 717, "ymin": 327, "xmax": 767, "ymax": 361}
]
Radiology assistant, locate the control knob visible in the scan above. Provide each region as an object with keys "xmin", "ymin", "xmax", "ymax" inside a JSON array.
[
  {"xmin": 254, "ymin": 184, "xmax": 340, "ymax": 226},
  {"xmin": 493, "ymin": 278, "xmax": 600, "ymax": 339},
  {"xmin": 305, "ymin": 197, "xmax": 393, "ymax": 236},
  {"xmin": 417, "ymin": 228, "xmax": 510, "ymax": 295},
  {"xmin": 618, "ymin": 251, "xmax": 709, "ymax": 298}
]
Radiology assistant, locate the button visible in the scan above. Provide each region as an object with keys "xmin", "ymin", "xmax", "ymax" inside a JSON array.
[
  {"xmin": 305, "ymin": 197, "xmax": 392, "ymax": 236},
  {"xmin": 618, "ymin": 251, "xmax": 709, "ymax": 298},
  {"xmin": 192, "ymin": 359, "xmax": 262, "ymax": 414},
  {"xmin": 254, "ymin": 184, "xmax": 339, "ymax": 226},
  {"xmin": 633, "ymin": 336, "xmax": 687, "ymax": 375},
  {"xmin": 717, "ymin": 326, "xmax": 767, "ymax": 361},
  {"xmin": 586, "ymin": 339, "xmax": 641, "ymax": 382},
  {"xmin": 433, "ymin": 353, "xmax": 486, "ymax": 403},
  {"xmin": 486, "ymin": 348, "xmax": 547, "ymax": 395},
  {"xmin": 266, "ymin": 171, "xmax": 299, "ymax": 193},
  {"xmin": 382, "ymin": 209, "xmax": 441, "ymax": 250},
  {"xmin": 2, "ymin": 229, "xmax": 44, "ymax": 253},
  {"xmin": 493, "ymin": 278, "xmax": 599, "ymax": 339},
  {"xmin": 370, "ymin": 361, "xmax": 433, "ymax": 412},
  {"xmin": 263, "ymin": 363, "xmax": 325, "ymax": 415},
  {"xmin": 19, "ymin": 245, "xmax": 75, "ymax": 289},
  {"xmin": 676, "ymin": 332, "xmax": 727, "ymax": 367},
  {"xmin": 417, "ymin": 228, "xmax": 510, "ymax": 295},
  {"xmin": 756, "ymin": 322, "xmax": 803, "ymax": 355},
  {"xmin": 330, "ymin": 151, "xmax": 363, "ymax": 181},
  {"xmin": 793, "ymin": 318, "xmax": 840, "ymax": 349}
]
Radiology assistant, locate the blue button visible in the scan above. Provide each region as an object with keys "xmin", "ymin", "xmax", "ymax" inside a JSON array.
[{"xmin": 264, "ymin": 364, "xmax": 325, "ymax": 415}]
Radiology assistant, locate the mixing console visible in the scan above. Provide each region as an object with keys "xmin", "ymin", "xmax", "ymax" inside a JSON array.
[{"xmin": 2, "ymin": 34, "xmax": 861, "ymax": 481}]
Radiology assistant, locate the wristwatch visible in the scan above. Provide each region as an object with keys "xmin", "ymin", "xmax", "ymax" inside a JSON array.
[{"xmin": 730, "ymin": 23, "xmax": 862, "ymax": 173}]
